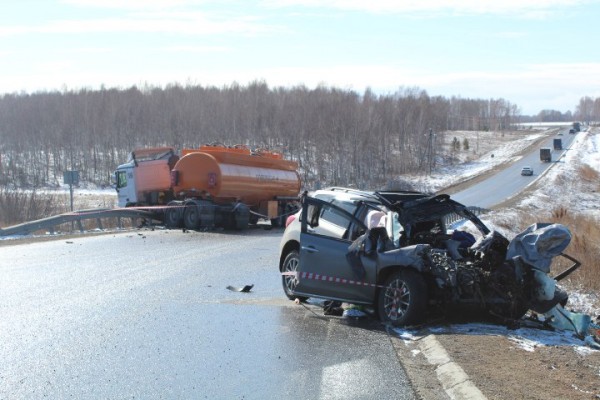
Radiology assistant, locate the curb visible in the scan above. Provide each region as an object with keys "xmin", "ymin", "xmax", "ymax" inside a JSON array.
[{"xmin": 419, "ymin": 335, "xmax": 487, "ymax": 400}]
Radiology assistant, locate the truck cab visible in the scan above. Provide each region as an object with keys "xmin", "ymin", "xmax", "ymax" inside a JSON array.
[
  {"xmin": 114, "ymin": 147, "xmax": 178, "ymax": 207},
  {"xmin": 115, "ymin": 161, "xmax": 138, "ymax": 207}
]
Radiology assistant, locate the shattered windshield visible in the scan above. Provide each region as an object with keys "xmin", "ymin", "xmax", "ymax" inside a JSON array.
[{"xmin": 391, "ymin": 212, "xmax": 404, "ymax": 247}]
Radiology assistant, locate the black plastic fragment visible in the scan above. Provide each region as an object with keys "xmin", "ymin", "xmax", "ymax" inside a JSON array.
[{"xmin": 226, "ymin": 284, "xmax": 254, "ymax": 293}]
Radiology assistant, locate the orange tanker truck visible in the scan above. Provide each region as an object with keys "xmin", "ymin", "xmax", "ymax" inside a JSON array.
[{"xmin": 114, "ymin": 144, "xmax": 301, "ymax": 229}]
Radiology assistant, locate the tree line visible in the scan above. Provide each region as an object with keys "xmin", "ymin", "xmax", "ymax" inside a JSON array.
[
  {"xmin": 573, "ymin": 96, "xmax": 600, "ymax": 125},
  {"xmin": 0, "ymin": 81, "xmax": 522, "ymax": 190}
]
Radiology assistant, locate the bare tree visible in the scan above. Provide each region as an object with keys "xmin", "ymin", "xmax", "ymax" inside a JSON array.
[{"xmin": 0, "ymin": 83, "xmax": 525, "ymax": 191}]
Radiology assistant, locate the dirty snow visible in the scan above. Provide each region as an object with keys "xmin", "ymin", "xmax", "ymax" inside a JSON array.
[
  {"xmin": 415, "ymin": 127, "xmax": 600, "ymax": 320},
  {"xmin": 395, "ymin": 321, "xmax": 598, "ymax": 355},
  {"xmin": 485, "ymin": 129, "xmax": 600, "ymax": 318},
  {"xmin": 395, "ymin": 126, "xmax": 600, "ymax": 353},
  {"xmin": 403, "ymin": 129, "xmax": 547, "ymax": 193},
  {"xmin": 516, "ymin": 128, "xmax": 600, "ymax": 218}
]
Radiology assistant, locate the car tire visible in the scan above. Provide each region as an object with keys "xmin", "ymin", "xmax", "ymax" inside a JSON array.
[
  {"xmin": 377, "ymin": 269, "xmax": 427, "ymax": 326},
  {"xmin": 281, "ymin": 250, "xmax": 307, "ymax": 301}
]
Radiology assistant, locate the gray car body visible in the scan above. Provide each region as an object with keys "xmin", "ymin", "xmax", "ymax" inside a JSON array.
[{"xmin": 279, "ymin": 188, "xmax": 489, "ymax": 306}]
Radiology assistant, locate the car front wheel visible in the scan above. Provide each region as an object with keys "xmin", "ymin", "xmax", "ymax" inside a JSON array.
[
  {"xmin": 377, "ymin": 269, "xmax": 427, "ymax": 326},
  {"xmin": 281, "ymin": 250, "xmax": 307, "ymax": 301}
]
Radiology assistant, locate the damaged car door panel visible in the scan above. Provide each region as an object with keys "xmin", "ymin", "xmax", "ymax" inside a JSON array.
[
  {"xmin": 280, "ymin": 188, "xmax": 582, "ymax": 327},
  {"xmin": 298, "ymin": 198, "xmax": 376, "ymax": 302}
]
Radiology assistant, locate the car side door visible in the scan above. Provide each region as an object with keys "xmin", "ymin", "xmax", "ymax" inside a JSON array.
[{"xmin": 296, "ymin": 196, "xmax": 376, "ymax": 303}]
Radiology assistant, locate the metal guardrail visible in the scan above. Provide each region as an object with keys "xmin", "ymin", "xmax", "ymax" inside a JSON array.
[{"xmin": 0, "ymin": 208, "xmax": 160, "ymax": 237}]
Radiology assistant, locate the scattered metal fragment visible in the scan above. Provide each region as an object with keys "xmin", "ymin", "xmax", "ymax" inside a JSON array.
[{"xmin": 226, "ymin": 284, "xmax": 254, "ymax": 293}]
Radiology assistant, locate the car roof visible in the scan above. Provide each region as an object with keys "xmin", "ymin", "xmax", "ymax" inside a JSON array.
[
  {"xmin": 312, "ymin": 187, "xmax": 431, "ymax": 205},
  {"xmin": 311, "ymin": 187, "xmax": 379, "ymax": 204},
  {"xmin": 307, "ymin": 187, "xmax": 490, "ymax": 234}
]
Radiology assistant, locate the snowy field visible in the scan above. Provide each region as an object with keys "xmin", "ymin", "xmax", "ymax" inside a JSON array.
[{"xmin": 409, "ymin": 129, "xmax": 547, "ymax": 193}]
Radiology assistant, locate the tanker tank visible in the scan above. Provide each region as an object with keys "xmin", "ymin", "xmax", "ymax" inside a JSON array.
[
  {"xmin": 171, "ymin": 147, "xmax": 301, "ymax": 206},
  {"xmin": 163, "ymin": 145, "xmax": 301, "ymax": 230}
]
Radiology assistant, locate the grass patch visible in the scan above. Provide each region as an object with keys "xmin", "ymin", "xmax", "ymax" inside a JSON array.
[
  {"xmin": 0, "ymin": 188, "xmax": 66, "ymax": 226},
  {"xmin": 0, "ymin": 187, "xmax": 125, "ymax": 233},
  {"xmin": 548, "ymin": 208, "xmax": 600, "ymax": 293},
  {"xmin": 578, "ymin": 163, "xmax": 599, "ymax": 183}
]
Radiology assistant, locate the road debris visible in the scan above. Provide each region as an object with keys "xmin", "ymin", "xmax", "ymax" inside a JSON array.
[{"xmin": 226, "ymin": 284, "xmax": 254, "ymax": 293}]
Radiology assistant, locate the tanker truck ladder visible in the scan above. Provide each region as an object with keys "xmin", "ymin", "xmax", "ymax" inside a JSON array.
[{"xmin": 0, "ymin": 208, "xmax": 161, "ymax": 238}]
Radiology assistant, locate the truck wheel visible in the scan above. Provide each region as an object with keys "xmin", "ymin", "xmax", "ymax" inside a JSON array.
[
  {"xmin": 164, "ymin": 202, "xmax": 183, "ymax": 228},
  {"xmin": 377, "ymin": 269, "xmax": 427, "ymax": 326},
  {"xmin": 197, "ymin": 200, "xmax": 215, "ymax": 228},
  {"xmin": 281, "ymin": 250, "xmax": 307, "ymax": 301},
  {"xmin": 233, "ymin": 203, "xmax": 249, "ymax": 230},
  {"xmin": 183, "ymin": 204, "xmax": 201, "ymax": 229}
]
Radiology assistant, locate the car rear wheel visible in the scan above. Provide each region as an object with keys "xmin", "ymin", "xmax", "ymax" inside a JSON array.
[
  {"xmin": 377, "ymin": 269, "xmax": 427, "ymax": 326},
  {"xmin": 281, "ymin": 250, "xmax": 307, "ymax": 301}
]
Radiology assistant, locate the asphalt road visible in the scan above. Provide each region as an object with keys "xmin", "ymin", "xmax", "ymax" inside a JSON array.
[
  {"xmin": 451, "ymin": 128, "xmax": 577, "ymax": 208},
  {"xmin": 0, "ymin": 228, "xmax": 415, "ymax": 399}
]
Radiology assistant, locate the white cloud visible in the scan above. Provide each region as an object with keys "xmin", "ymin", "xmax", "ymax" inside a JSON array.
[
  {"xmin": 494, "ymin": 31, "xmax": 528, "ymax": 39},
  {"xmin": 1, "ymin": 62, "xmax": 598, "ymax": 114},
  {"xmin": 67, "ymin": 47, "xmax": 113, "ymax": 54},
  {"xmin": 261, "ymin": 0, "xmax": 590, "ymax": 17},
  {"xmin": 189, "ymin": 62, "xmax": 600, "ymax": 113},
  {"xmin": 198, "ymin": 62, "xmax": 600, "ymax": 91},
  {"xmin": 1, "ymin": 1, "xmax": 281, "ymax": 38},
  {"xmin": 161, "ymin": 45, "xmax": 230, "ymax": 53},
  {"xmin": 60, "ymin": 0, "xmax": 202, "ymax": 11},
  {"xmin": 0, "ymin": 13, "xmax": 278, "ymax": 37}
]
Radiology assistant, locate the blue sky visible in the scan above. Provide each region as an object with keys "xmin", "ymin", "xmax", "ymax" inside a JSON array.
[{"xmin": 1, "ymin": 0, "xmax": 599, "ymax": 115}]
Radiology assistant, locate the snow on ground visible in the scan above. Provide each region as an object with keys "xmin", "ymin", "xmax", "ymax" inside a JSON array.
[
  {"xmin": 403, "ymin": 129, "xmax": 547, "ymax": 193},
  {"xmin": 487, "ymin": 128, "xmax": 600, "ymax": 318},
  {"xmin": 518, "ymin": 129, "xmax": 600, "ymax": 307},
  {"xmin": 398, "ymin": 126, "xmax": 600, "ymax": 352},
  {"xmin": 39, "ymin": 185, "xmax": 117, "ymax": 210},
  {"xmin": 517, "ymin": 129, "xmax": 600, "ymax": 219},
  {"xmin": 395, "ymin": 321, "xmax": 600, "ymax": 354}
]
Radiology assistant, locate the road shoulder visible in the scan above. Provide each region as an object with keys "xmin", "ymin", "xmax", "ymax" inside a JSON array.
[{"xmin": 392, "ymin": 325, "xmax": 600, "ymax": 400}]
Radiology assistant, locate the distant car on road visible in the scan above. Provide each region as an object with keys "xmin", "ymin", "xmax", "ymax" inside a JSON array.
[
  {"xmin": 558, "ymin": 132, "xmax": 564, "ymax": 136},
  {"xmin": 521, "ymin": 166, "xmax": 534, "ymax": 176},
  {"xmin": 569, "ymin": 128, "xmax": 576, "ymax": 134}
]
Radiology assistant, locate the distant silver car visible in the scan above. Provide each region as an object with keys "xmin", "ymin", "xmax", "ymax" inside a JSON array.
[{"xmin": 521, "ymin": 166, "xmax": 534, "ymax": 176}]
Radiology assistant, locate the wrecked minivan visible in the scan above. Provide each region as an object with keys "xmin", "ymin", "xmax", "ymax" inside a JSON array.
[{"xmin": 279, "ymin": 188, "xmax": 581, "ymax": 327}]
